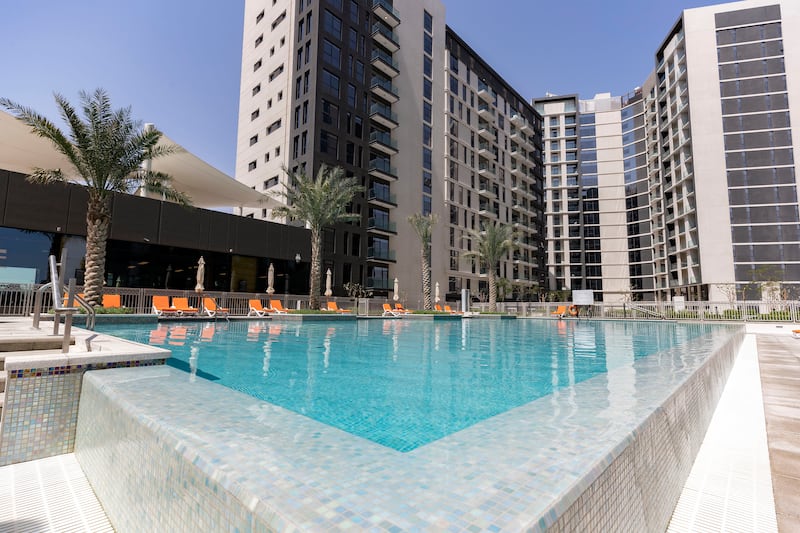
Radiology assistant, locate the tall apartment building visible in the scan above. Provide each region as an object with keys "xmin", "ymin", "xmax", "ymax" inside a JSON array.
[
  {"xmin": 536, "ymin": 0, "xmax": 800, "ymax": 303},
  {"xmin": 235, "ymin": 0, "xmax": 546, "ymax": 304}
]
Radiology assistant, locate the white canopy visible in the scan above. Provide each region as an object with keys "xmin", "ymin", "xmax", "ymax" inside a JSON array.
[{"xmin": 0, "ymin": 110, "xmax": 272, "ymax": 210}]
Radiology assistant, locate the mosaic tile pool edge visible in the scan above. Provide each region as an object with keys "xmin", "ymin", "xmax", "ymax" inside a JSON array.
[
  {"xmin": 0, "ymin": 359, "xmax": 166, "ymax": 467},
  {"xmin": 71, "ymin": 326, "xmax": 746, "ymax": 532},
  {"xmin": 541, "ymin": 329, "xmax": 745, "ymax": 532}
]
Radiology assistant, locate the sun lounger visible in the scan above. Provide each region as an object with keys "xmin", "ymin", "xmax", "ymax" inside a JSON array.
[
  {"xmin": 248, "ymin": 299, "xmax": 268, "ymax": 317},
  {"xmin": 434, "ymin": 304, "xmax": 444, "ymax": 312},
  {"xmin": 793, "ymin": 329, "xmax": 800, "ymax": 339},
  {"xmin": 268, "ymin": 299, "xmax": 289, "ymax": 314},
  {"xmin": 172, "ymin": 297, "xmax": 199, "ymax": 316},
  {"xmin": 383, "ymin": 303, "xmax": 404, "ymax": 317},
  {"xmin": 394, "ymin": 303, "xmax": 412, "ymax": 314},
  {"xmin": 444, "ymin": 305, "xmax": 462, "ymax": 315},
  {"xmin": 152, "ymin": 295, "xmax": 179, "ymax": 317},
  {"xmin": 551, "ymin": 305, "xmax": 567, "ymax": 318},
  {"xmin": 203, "ymin": 297, "xmax": 230, "ymax": 318},
  {"xmin": 326, "ymin": 301, "xmax": 351, "ymax": 313}
]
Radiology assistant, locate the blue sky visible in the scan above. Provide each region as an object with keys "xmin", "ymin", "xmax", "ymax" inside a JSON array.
[{"xmin": 1, "ymin": 0, "xmax": 721, "ymax": 176}]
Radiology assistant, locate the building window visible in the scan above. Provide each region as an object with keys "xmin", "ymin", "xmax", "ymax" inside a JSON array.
[
  {"xmin": 253, "ymin": 59, "xmax": 262, "ymax": 71},
  {"xmin": 252, "ymin": 84, "xmax": 261, "ymax": 96},
  {"xmin": 256, "ymin": 10, "xmax": 264, "ymax": 23},
  {"xmin": 267, "ymin": 119, "xmax": 282, "ymax": 134},
  {"xmin": 271, "ymin": 10, "xmax": 287, "ymax": 30},
  {"xmin": 424, "ymin": 10, "xmax": 433, "ymax": 33},
  {"xmin": 249, "ymin": 135, "xmax": 258, "ymax": 146},
  {"xmin": 424, "ymin": 78, "xmax": 432, "ymax": 100},
  {"xmin": 251, "ymin": 109, "xmax": 260, "ymax": 121},
  {"xmin": 322, "ymin": 69, "xmax": 340, "ymax": 96},
  {"xmin": 347, "ymin": 84, "xmax": 356, "ymax": 107},
  {"xmin": 255, "ymin": 34, "xmax": 263, "ymax": 47},
  {"xmin": 269, "ymin": 64, "xmax": 284, "ymax": 81},
  {"xmin": 322, "ymin": 39, "xmax": 341, "ymax": 68},
  {"xmin": 424, "ymin": 33, "xmax": 433, "ymax": 55},
  {"xmin": 323, "ymin": 10, "xmax": 342, "ymax": 39},
  {"xmin": 248, "ymin": 160, "xmax": 257, "ymax": 171}
]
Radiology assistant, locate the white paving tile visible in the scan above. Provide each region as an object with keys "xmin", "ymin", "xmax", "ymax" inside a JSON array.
[{"xmin": 668, "ymin": 333, "xmax": 778, "ymax": 533}]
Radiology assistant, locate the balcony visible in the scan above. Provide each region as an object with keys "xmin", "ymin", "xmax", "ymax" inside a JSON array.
[
  {"xmin": 521, "ymin": 121, "xmax": 533, "ymax": 135},
  {"xmin": 369, "ymin": 158, "xmax": 398, "ymax": 180},
  {"xmin": 369, "ymin": 102, "xmax": 398, "ymax": 129},
  {"xmin": 367, "ymin": 276, "xmax": 393, "ymax": 288},
  {"xmin": 478, "ymin": 182, "xmax": 495, "ymax": 198},
  {"xmin": 367, "ymin": 217, "xmax": 397, "ymax": 235},
  {"xmin": 368, "ymin": 188, "xmax": 397, "ymax": 207},
  {"xmin": 371, "ymin": 49, "xmax": 399, "ymax": 78},
  {"xmin": 370, "ymin": 77, "xmax": 399, "ymax": 103},
  {"xmin": 371, "ymin": 23, "xmax": 399, "ymax": 52},
  {"xmin": 478, "ymin": 162, "xmax": 493, "ymax": 176},
  {"xmin": 510, "ymin": 113, "xmax": 524, "ymax": 127},
  {"xmin": 477, "ymin": 141, "xmax": 492, "ymax": 157},
  {"xmin": 367, "ymin": 246, "xmax": 395, "ymax": 262},
  {"xmin": 478, "ymin": 103, "xmax": 495, "ymax": 120},
  {"xmin": 509, "ymin": 128, "xmax": 521, "ymax": 142},
  {"xmin": 477, "ymin": 121, "xmax": 494, "ymax": 141},
  {"xmin": 369, "ymin": 130, "xmax": 398, "ymax": 155},
  {"xmin": 372, "ymin": 0, "xmax": 400, "ymax": 27},
  {"xmin": 477, "ymin": 80, "xmax": 493, "ymax": 103}
]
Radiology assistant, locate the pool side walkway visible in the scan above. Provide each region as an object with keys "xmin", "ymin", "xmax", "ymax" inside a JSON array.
[{"xmin": 0, "ymin": 322, "xmax": 797, "ymax": 532}]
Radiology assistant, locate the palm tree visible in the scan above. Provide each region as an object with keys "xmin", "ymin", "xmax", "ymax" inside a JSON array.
[
  {"xmin": 271, "ymin": 164, "xmax": 361, "ymax": 311},
  {"xmin": 407, "ymin": 213, "xmax": 437, "ymax": 310},
  {"xmin": 463, "ymin": 220, "xmax": 517, "ymax": 312},
  {"xmin": 0, "ymin": 89, "xmax": 188, "ymax": 307}
]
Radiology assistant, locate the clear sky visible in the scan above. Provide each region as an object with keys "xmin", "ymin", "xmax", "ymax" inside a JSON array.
[{"xmin": 1, "ymin": 0, "xmax": 722, "ymax": 177}]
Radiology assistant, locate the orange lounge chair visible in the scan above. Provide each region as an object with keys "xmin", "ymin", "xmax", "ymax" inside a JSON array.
[
  {"xmin": 203, "ymin": 297, "xmax": 230, "ymax": 318},
  {"xmin": 326, "ymin": 301, "xmax": 351, "ymax": 313},
  {"xmin": 102, "ymin": 294, "xmax": 121, "ymax": 309},
  {"xmin": 152, "ymin": 295, "xmax": 179, "ymax": 317},
  {"xmin": 268, "ymin": 299, "xmax": 289, "ymax": 314},
  {"xmin": 248, "ymin": 299, "xmax": 269, "ymax": 317},
  {"xmin": 383, "ymin": 303, "xmax": 403, "ymax": 317},
  {"xmin": 551, "ymin": 305, "xmax": 567, "ymax": 318},
  {"xmin": 394, "ymin": 303, "xmax": 412, "ymax": 314},
  {"xmin": 172, "ymin": 297, "xmax": 199, "ymax": 316},
  {"xmin": 792, "ymin": 329, "xmax": 800, "ymax": 339},
  {"xmin": 434, "ymin": 304, "xmax": 444, "ymax": 312},
  {"xmin": 444, "ymin": 305, "xmax": 463, "ymax": 315}
]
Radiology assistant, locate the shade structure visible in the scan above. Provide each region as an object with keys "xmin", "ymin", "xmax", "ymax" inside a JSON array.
[
  {"xmin": 434, "ymin": 281, "xmax": 440, "ymax": 303},
  {"xmin": 393, "ymin": 278, "xmax": 399, "ymax": 301},
  {"xmin": 267, "ymin": 263, "xmax": 275, "ymax": 295},
  {"xmin": 324, "ymin": 268, "xmax": 333, "ymax": 297},
  {"xmin": 195, "ymin": 256, "xmax": 205, "ymax": 293}
]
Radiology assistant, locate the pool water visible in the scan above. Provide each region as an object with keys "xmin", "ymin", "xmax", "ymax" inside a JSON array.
[{"xmin": 98, "ymin": 319, "xmax": 722, "ymax": 451}]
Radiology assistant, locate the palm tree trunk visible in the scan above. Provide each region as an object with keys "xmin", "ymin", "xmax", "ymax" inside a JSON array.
[
  {"xmin": 309, "ymin": 229, "xmax": 321, "ymax": 310},
  {"xmin": 488, "ymin": 268, "xmax": 497, "ymax": 312},
  {"xmin": 421, "ymin": 248, "xmax": 431, "ymax": 310},
  {"xmin": 84, "ymin": 194, "xmax": 111, "ymax": 307}
]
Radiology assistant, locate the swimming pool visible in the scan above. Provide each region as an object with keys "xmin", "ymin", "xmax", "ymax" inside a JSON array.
[
  {"xmin": 81, "ymin": 318, "xmax": 744, "ymax": 531},
  {"xmin": 98, "ymin": 319, "xmax": 726, "ymax": 452}
]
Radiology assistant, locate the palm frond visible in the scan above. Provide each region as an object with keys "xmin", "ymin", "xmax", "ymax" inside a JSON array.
[{"xmin": 26, "ymin": 168, "xmax": 67, "ymax": 185}]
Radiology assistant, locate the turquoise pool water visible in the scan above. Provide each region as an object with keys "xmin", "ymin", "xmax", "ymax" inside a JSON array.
[{"xmin": 98, "ymin": 319, "xmax": 722, "ymax": 451}]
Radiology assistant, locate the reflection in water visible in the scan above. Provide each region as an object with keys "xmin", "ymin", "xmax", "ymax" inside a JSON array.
[{"xmin": 101, "ymin": 319, "xmax": 738, "ymax": 452}]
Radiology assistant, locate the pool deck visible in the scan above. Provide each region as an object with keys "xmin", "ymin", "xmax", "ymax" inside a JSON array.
[{"xmin": 0, "ymin": 321, "xmax": 798, "ymax": 532}]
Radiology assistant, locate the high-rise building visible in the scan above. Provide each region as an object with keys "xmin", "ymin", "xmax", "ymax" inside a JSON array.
[
  {"xmin": 235, "ymin": 0, "xmax": 546, "ymax": 305},
  {"xmin": 536, "ymin": 0, "xmax": 800, "ymax": 303}
]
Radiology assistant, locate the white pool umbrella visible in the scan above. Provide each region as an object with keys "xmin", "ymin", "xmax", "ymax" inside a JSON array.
[
  {"xmin": 393, "ymin": 278, "xmax": 400, "ymax": 301},
  {"xmin": 195, "ymin": 256, "xmax": 205, "ymax": 293},
  {"xmin": 324, "ymin": 268, "xmax": 333, "ymax": 297},
  {"xmin": 434, "ymin": 281, "xmax": 440, "ymax": 303},
  {"xmin": 267, "ymin": 263, "xmax": 275, "ymax": 294}
]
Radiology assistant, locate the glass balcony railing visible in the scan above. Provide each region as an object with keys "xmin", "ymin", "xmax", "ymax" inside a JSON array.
[
  {"xmin": 367, "ymin": 276, "xmax": 392, "ymax": 288},
  {"xmin": 368, "ymin": 217, "xmax": 397, "ymax": 232},
  {"xmin": 372, "ymin": 0, "xmax": 400, "ymax": 21},
  {"xmin": 367, "ymin": 247, "xmax": 396, "ymax": 261},
  {"xmin": 371, "ymin": 23, "xmax": 399, "ymax": 47},
  {"xmin": 368, "ymin": 188, "xmax": 396, "ymax": 204},
  {"xmin": 369, "ymin": 103, "xmax": 398, "ymax": 124},
  {"xmin": 369, "ymin": 130, "xmax": 397, "ymax": 150},
  {"xmin": 369, "ymin": 158, "xmax": 397, "ymax": 177},
  {"xmin": 370, "ymin": 77, "xmax": 398, "ymax": 97},
  {"xmin": 371, "ymin": 49, "xmax": 399, "ymax": 71}
]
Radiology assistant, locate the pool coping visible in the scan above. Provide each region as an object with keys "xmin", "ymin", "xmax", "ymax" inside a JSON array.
[{"xmin": 73, "ymin": 322, "xmax": 744, "ymax": 531}]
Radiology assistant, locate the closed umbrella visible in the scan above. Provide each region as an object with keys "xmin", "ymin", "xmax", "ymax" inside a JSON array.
[
  {"xmin": 324, "ymin": 268, "xmax": 333, "ymax": 297},
  {"xmin": 393, "ymin": 278, "xmax": 400, "ymax": 301},
  {"xmin": 267, "ymin": 263, "xmax": 275, "ymax": 295},
  {"xmin": 434, "ymin": 281, "xmax": 440, "ymax": 303},
  {"xmin": 195, "ymin": 256, "xmax": 205, "ymax": 293}
]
